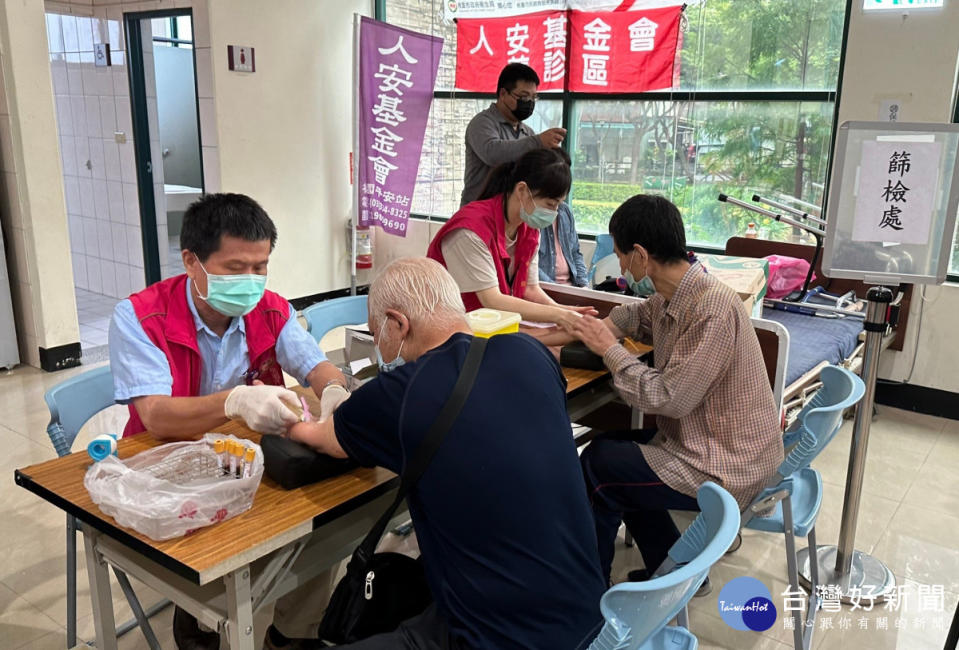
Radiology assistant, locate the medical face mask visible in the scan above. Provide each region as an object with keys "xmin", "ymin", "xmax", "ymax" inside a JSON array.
[
  {"xmin": 195, "ymin": 258, "xmax": 268, "ymax": 317},
  {"xmin": 519, "ymin": 188, "xmax": 558, "ymax": 229},
  {"xmin": 624, "ymin": 251, "xmax": 656, "ymax": 297},
  {"xmin": 511, "ymin": 96, "xmax": 535, "ymax": 121},
  {"xmin": 375, "ymin": 318, "xmax": 406, "ymax": 373}
]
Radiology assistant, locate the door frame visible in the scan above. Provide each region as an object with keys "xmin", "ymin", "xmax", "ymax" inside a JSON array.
[{"xmin": 124, "ymin": 8, "xmax": 205, "ymax": 285}]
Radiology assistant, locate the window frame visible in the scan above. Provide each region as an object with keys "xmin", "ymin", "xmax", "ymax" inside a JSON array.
[
  {"xmin": 949, "ymin": 88, "xmax": 959, "ymax": 282},
  {"xmin": 380, "ymin": 0, "xmax": 853, "ymax": 255}
]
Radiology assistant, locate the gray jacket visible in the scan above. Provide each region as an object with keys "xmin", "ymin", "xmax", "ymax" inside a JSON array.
[{"xmin": 461, "ymin": 103, "xmax": 540, "ymax": 206}]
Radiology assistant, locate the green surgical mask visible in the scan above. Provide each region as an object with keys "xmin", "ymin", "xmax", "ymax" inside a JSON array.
[
  {"xmin": 196, "ymin": 258, "xmax": 267, "ymax": 317},
  {"xmin": 624, "ymin": 251, "xmax": 656, "ymax": 297},
  {"xmin": 520, "ymin": 188, "xmax": 558, "ymax": 230}
]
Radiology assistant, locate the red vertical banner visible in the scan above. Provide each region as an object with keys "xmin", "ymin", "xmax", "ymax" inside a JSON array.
[
  {"xmin": 455, "ymin": 11, "xmax": 567, "ymax": 92},
  {"xmin": 566, "ymin": 5, "xmax": 682, "ymax": 93}
]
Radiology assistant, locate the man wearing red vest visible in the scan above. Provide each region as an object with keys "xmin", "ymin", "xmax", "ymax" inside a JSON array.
[{"xmin": 109, "ymin": 193, "xmax": 347, "ymax": 649}]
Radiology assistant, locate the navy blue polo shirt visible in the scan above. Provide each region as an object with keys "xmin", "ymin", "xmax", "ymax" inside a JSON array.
[{"xmin": 334, "ymin": 332, "xmax": 605, "ymax": 650}]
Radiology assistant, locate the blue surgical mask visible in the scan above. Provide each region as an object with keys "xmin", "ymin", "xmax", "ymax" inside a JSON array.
[
  {"xmin": 375, "ymin": 318, "xmax": 406, "ymax": 373},
  {"xmin": 624, "ymin": 251, "xmax": 656, "ymax": 297},
  {"xmin": 196, "ymin": 258, "xmax": 267, "ymax": 317},
  {"xmin": 520, "ymin": 188, "xmax": 558, "ymax": 230}
]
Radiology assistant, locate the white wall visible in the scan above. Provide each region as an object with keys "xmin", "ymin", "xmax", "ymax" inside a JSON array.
[
  {"xmin": 0, "ymin": 0, "xmax": 79, "ymax": 367},
  {"xmin": 207, "ymin": 0, "xmax": 374, "ymax": 300},
  {"xmin": 838, "ymin": 3, "xmax": 959, "ymax": 392}
]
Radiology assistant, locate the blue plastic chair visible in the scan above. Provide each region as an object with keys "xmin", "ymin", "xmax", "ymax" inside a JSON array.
[
  {"xmin": 45, "ymin": 366, "xmax": 167, "ymax": 649},
  {"xmin": 587, "ymin": 234, "xmax": 616, "ymax": 287},
  {"xmin": 302, "ymin": 294, "xmax": 369, "ymax": 343},
  {"xmin": 740, "ymin": 365, "xmax": 865, "ymax": 650},
  {"xmin": 587, "ymin": 482, "xmax": 741, "ymax": 650}
]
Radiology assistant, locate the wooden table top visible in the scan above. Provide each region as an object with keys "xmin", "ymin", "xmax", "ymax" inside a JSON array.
[
  {"xmin": 14, "ymin": 342, "xmax": 649, "ymax": 585},
  {"xmin": 14, "ymin": 387, "xmax": 397, "ymax": 585},
  {"xmin": 561, "ymin": 338, "xmax": 651, "ymax": 396}
]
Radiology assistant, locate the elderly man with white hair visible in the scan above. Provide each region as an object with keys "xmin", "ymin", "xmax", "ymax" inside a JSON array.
[{"xmin": 288, "ymin": 257, "xmax": 605, "ymax": 650}]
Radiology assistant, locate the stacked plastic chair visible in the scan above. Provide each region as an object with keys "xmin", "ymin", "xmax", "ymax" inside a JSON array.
[
  {"xmin": 587, "ymin": 482, "xmax": 741, "ymax": 650},
  {"xmin": 739, "ymin": 365, "xmax": 865, "ymax": 650}
]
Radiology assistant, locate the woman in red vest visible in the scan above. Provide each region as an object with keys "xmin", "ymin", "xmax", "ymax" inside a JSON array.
[{"xmin": 426, "ymin": 148, "xmax": 593, "ymax": 328}]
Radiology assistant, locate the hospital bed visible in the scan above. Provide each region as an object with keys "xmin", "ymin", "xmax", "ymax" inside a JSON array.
[{"xmin": 725, "ymin": 236, "xmax": 912, "ymax": 424}]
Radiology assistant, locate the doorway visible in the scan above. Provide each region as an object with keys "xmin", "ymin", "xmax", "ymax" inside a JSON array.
[
  {"xmin": 45, "ymin": 8, "xmax": 204, "ymax": 355},
  {"xmin": 126, "ymin": 9, "xmax": 205, "ymax": 284}
]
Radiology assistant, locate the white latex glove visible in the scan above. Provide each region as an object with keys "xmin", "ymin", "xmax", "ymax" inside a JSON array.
[
  {"xmin": 318, "ymin": 384, "xmax": 351, "ymax": 422},
  {"xmin": 224, "ymin": 385, "xmax": 300, "ymax": 434}
]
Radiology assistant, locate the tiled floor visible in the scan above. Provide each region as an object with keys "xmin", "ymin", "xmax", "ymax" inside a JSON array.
[
  {"xmin": 1, "ymin": 358, "xmax": 957, "ymax": 648},
  {"xmin": 75, "ymin": 288, "xmax": 120, "ymax": 352}
]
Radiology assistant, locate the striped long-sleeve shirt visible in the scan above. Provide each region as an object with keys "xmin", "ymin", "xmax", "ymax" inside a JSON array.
[{"xmin": 602, "ymin": 262, "xmax": 783, "ymax": 508}]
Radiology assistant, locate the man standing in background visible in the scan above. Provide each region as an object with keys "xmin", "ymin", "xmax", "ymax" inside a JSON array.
[{"xmin": 461, "ymin": 62, "xmax": 567, "ymax": 206}]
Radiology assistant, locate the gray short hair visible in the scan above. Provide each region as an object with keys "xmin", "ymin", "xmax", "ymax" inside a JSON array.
[{"xmin": 368, "ymin": 257, "xmax": 466, "ymax": 327}]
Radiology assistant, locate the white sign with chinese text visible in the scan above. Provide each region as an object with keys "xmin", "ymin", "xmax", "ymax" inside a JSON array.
[{"xmin": 852, "ymin": 140, "xmax": 942, "ymax": 245}]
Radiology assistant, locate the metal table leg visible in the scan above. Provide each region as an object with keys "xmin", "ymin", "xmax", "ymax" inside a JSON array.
[
  {"xmin": 225, "ymin": 567, "xmax": 256, "ymax": 650},
  {"xmin": 82, "ymin": 528, "xmax": 119, "ymax": 650}
]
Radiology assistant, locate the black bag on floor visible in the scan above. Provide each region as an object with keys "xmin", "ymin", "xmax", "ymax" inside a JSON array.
[{"xmin": 318, "ymin": 336, "xmax": 488, "ymax": 645}]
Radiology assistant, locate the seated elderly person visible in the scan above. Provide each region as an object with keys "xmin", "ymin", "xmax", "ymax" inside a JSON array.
[
  {"xmin": 535, "ymin": 194, "xmax": 783, "ymax": 587},
  {"xmin": 289, "ymin": 257, "xmax": 605, "ymax": 650}
]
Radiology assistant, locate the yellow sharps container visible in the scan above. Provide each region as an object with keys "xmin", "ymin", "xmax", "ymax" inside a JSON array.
[{"xmin": 465, "ymin": 308, "xmax": 521, "ymax": 338}]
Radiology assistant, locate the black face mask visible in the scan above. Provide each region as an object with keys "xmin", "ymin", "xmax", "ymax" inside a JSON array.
[{"xmin": 511, "ymin": 97, "xmax": 535, "ymax": 122}]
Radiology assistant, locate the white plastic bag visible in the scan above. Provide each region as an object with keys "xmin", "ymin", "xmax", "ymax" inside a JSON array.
[{"xmin": 84, "ymin": 433, "xmax": 264, "ymax": 541}]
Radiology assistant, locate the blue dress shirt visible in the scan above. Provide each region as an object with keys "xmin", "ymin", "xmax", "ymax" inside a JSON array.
[{"xmin": 109, "ymin": 279, "xmax": 327, "ymax": 403}]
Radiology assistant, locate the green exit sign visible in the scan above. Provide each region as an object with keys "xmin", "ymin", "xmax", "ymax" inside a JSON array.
[{"xmin": 864, "ymin": 0, "xmax": 944, "ymax": 8}]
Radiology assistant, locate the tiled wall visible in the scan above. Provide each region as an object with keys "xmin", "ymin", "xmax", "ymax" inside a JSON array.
[
  {"xmin": 49, "ymin": 10, "xmax": 146, "ymax": 300},
  {"xmin": 44, "ymin": 0, "xmax": 218, "ymax": 302}
]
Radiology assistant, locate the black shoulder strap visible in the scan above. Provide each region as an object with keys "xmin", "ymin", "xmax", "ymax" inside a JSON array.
[{"xmin": 351, "ymin": 335, "xmax": 488, "ymax": 566}]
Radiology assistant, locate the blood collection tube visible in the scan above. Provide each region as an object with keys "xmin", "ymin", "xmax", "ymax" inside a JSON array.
[
  {"xmin": 232, "ymin": 442, "xmax": 245, "ymax": 478},
  {"xmin": 228, "ymin": 441, "xmax": 239, "ymax": 477},
  {"xmin": 214, "ymin": 438, "xmax": 226, "ymax": 474},
  {"xmin": 243, "ymin": 447, "xmax": 256, "ymax": 478}
]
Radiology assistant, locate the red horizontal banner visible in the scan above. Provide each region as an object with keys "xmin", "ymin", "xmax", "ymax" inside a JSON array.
[
  {"xmin": 455, "ymin": 5, "xmax": 683, "ymax": 94},
  {"xmin": 455, "ymin": 11, "xmax": 568, "ymax": 93},
  {"xmin": 567, "ymin": 5, "xmax": 682, "ymax": 92}
]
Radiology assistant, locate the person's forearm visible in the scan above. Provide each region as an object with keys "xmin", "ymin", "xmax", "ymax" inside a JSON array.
[
  {"xmin": 133, "ymin": 393, "xmax": 232, "ymax": 441},
  {"xmin": 528, "ymin": 328, "xmax": 577, "ymax": 347},
  {"xmin": 475, "ymin": 135, "xmax": 540, "ymax": 166},
  {"xmin": 289, "ymin": 420, "xmax": 348, "ymax": 458},
  {"xmin": 476, "ymin": 288, "xmax": 570, "ymax": 324},
  {"xmin": 307, "ymin": 361, "xmax": 347, "ymax": 400},
  {"xmin": 524, "ymin": 283, "xmax": 559, "ymax": 306}
]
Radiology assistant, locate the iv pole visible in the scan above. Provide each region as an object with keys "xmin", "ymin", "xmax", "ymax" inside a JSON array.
[{"xmin": 719, "ymin": 193, "xmax": 896, "ymax": 603}]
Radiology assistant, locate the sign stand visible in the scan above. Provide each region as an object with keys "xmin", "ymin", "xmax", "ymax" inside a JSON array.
[
  {"xmin": 723, "ymin": 122, "xmax": 959, "ymax": 603},
  {"xmin": 796, "ymin": 285, "xmax": 896, "ymax": 602},
  {"xmin": 802, "ymin": 121, "xmax": 959, "ymax": 603}
]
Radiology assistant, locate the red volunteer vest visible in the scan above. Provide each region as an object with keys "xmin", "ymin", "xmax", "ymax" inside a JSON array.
[
  {"xmin": 122, "ymin": 274, "xmax": 289, "ymax": 437},
  {"xmin": 426, "ymin": 194, "xmax": 540, "ymax": 311}
]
